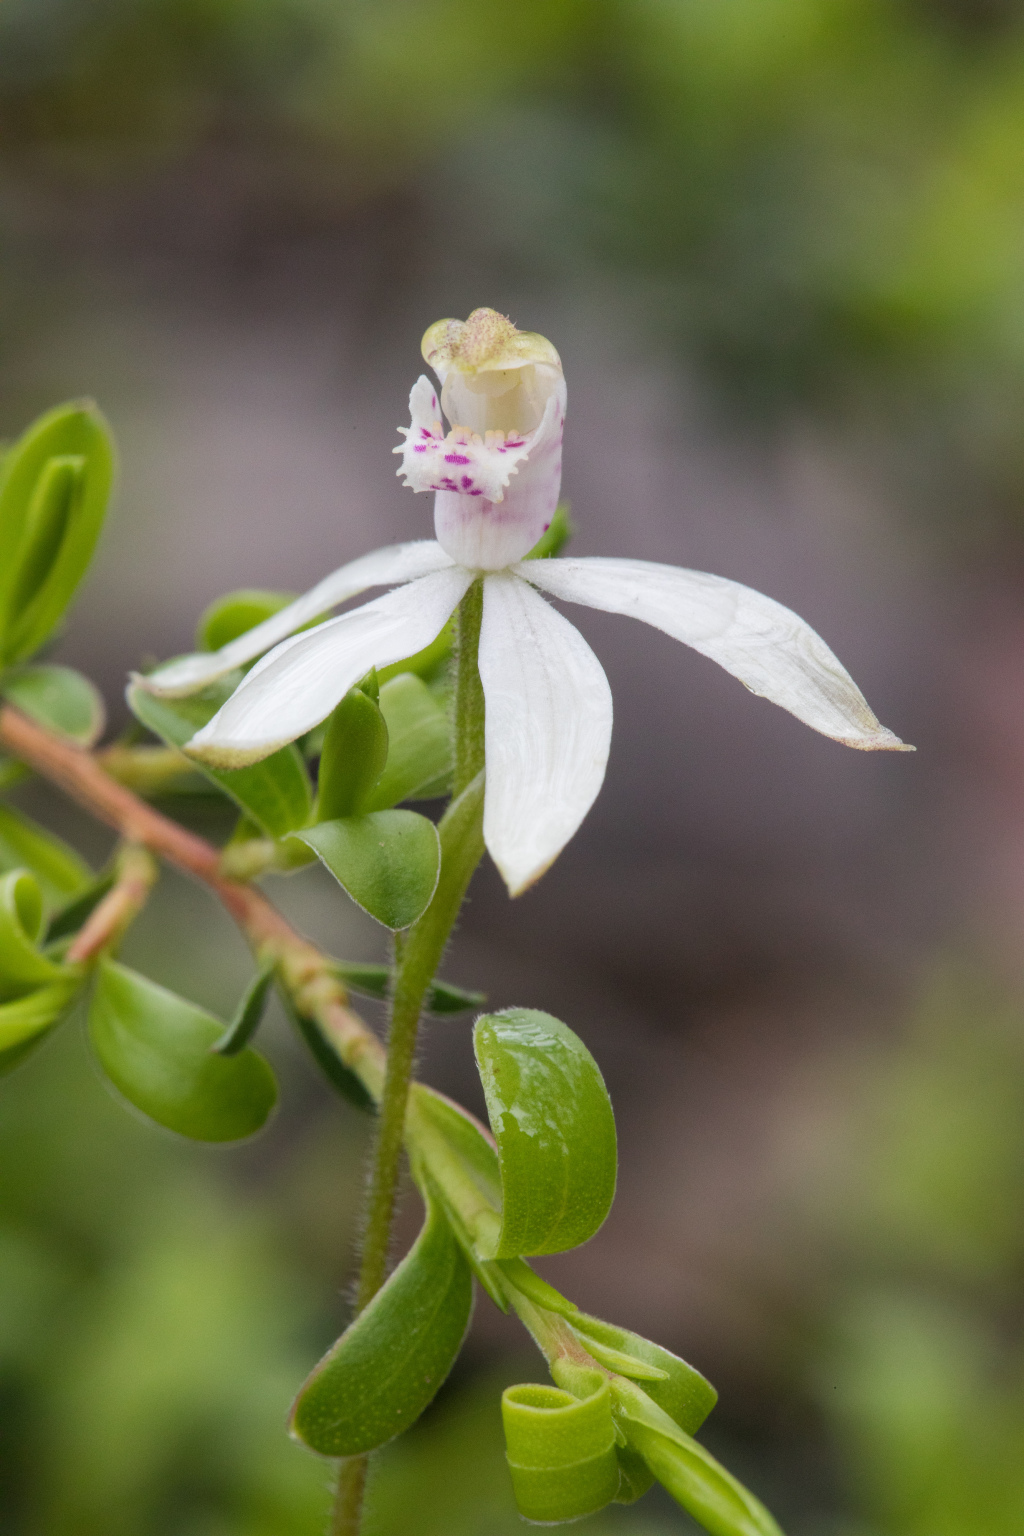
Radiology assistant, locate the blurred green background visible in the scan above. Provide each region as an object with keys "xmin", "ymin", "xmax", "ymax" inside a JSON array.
[{"xmin": 4, "ymin": 1, "xmax": 1024, "ymax": 1532}]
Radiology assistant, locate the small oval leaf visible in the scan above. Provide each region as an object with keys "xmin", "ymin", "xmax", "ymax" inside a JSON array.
[
  {"xmin": 0, "ymin": 663, "xmax": 106, "ymax": 745},
  {"xmin": 292, "ymin": 810, "xmax": 441, "ymax": 930},
  {"xmin": 127, "ymin": 677, "xmax": 312, "ymax": 838},
  {"xmin": 502, "ymin": 1369, "xmax": 619, "ymax": 1523},
  {"xmin": 289, "ymin": 1181, "xmax": 472, "ymax": 1456},
  {"xmin": 473, "ymin": 1008, "xmax": 617, "ymax": 1258},
  {"xmin": 331, "ymin": 959, "xmax": 484, "ymax": 1015},
  {"xmin": 196, "ymin": 589, "xmax": 296, "ymax": 652},
  {"xmin": 212, "ymin": 963, "xmax": 275, "ymax": 1055},
  {"xmin": 0, "ymin": 978, "xmax": 82, "ymax": 1076},
  {"xmin": 316, "ymin": 686, "xmax": 389, "ymax": 821},
  {"xmin": 88, "ymin": 960, "xmax": 278, "ymax": 1141},
  {"xmin": 360, "ymin": 673, "xmax": 452, "ymax": 810}
]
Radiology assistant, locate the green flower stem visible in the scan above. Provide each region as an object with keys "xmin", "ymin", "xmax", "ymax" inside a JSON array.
[{"xmin": 330, "ymin": 585, "xmax": 487, "ymax": 1535}]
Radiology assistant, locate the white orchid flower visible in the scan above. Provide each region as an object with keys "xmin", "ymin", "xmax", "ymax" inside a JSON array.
[{"xmin": 140, "ymin": 307, "xmax": 911, "ymax": 897}]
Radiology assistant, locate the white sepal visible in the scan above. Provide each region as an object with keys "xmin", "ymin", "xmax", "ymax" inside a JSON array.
[
  {"xmin": 519, "ymin": 556, "xmax": 911, "ymax": 752},
  {"xmin": 185, "ymin": 565, "xmax": 474, "ymax": 767},
  {"xmin": 140, "ymin": 540, "xmax": 455, "ymax": 697},
  {"xmin": 478, "ymin": 572, "xmax": 612, "ymax": 897}
]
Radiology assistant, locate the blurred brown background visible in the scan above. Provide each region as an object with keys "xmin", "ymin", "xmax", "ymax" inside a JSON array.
[{"xmin": 3, "ymin": 3, "xmax": 1024, "ymax": 1533}]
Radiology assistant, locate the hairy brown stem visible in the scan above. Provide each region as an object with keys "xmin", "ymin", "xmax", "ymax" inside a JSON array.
[{"xmin": 0, "ymin": 703, "xmax": 386, "ymax": 1095}]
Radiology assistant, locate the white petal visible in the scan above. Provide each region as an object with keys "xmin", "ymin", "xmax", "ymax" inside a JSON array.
[
  {"xmin": 478, "ymin": 572, "xmax": 612, "ymax": 897},
  {"xmin": 141, "ymin": 540, "xmax": 455, "ymax": 697},
  {"xmin": 519, "ymin": 557, "xmax": 910, "ymax": 752},
  {"xmin": 186, "ymin": 566, "xmax": 474, "ymax": 766}
]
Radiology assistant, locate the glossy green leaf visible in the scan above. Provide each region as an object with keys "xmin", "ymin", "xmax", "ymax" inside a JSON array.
[
  {"xmin": 473, "ymin": 1008, "xmax": 617, "ymax": 1258},
  {"xmin": 331, "ymin": 958, "xmax": 484, "ymax": 1014},
  {"xmin": 292, "ymin": 810, "xmax": 441, "ymax": 930},
  {"xmin": 570, "ymin": 1311, "xmax": 717, "ymax": 1434},
  {"xmin": 127, "ymin": 677, "xmax": 312, "ymax": 838},
  {"xmin": 523, "ymin": 501, "xmax": 574, "ymax": 561},
  {"xmin": 407, "ymin": 1084, "xmax": 505, "ymax": 1304},
  {"xmin": 0, "ymin": 870, "xmax": 76, "ymax": 1000},
  {"xmin": 0, "ymin": 978, "xmax": 82, "ymax": 1076},
  {"xmin": 0, "ymin": 401, "xmax": 115, "ymax": 665},
  {"xmin": 196, "ymin": 589, "xmax": 296, "ymax": 652},
  {"xmin": 613, "ymin": 1379, "xmax": 783, "ymax": 1536},
  {"xmin": 289, "ymin": 1179, "xmax": 473, "ymax": 1456},
  {"xmin": 502, "ymin": 1369, "xmax": 619, "ymax": 1523},
  {"xmin": 361, "ymin": 673, "xmax": 452, "ymax": 810},
  {"xmin": 88, "ymin": 960, "xmax": 278, "ymax": 1142},
  {"xmin": 213, "ymin": 962, "xmax": 275, "ymax": 1055},
  {"xmin": 0, "ymin": 802, "xmax": 93, "ymax": 906},
  {"xmin": 281, "ymin": 992, "xmax": 375, "ymax": 1112},
  {"xmin": 315, "ymin": 685, "xmax": 389, "ymax": 821},
  {"xmin": 0, "ymin": 663, "xmax": 106, "ymax": 745}
]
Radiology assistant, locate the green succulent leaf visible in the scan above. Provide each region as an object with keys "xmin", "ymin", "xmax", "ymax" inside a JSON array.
[
  {"xmin": 0, "ymin": 870, "xmax": 78, "ymax": 1000},
  {"xmin": 473, "ymin": 1008, "xmax": 617, "ymax": 1258},
  {"xmin": 289, "ymin": 1177, "xmax": 473, "ymax": 1457},
  {"xmin": 0, "ymin": 977, "xmax": 82, "ymax": 1076},
  {"xmin": 570, "ymin": 1312, "xmax": 717, "ymax": 1435},
  {"xmin": 196, "ymin": 589, "xmax": 297, "ymax": 652},
  {"xmin": 501, "ymin": 1369, "xmax": 619, "ymax": 1523},
  {"xmin": 0, "ymin": 663, "xmax": 106, "ymax": 745},
  {"xmin": 360, "ymin": 673, "xmax": 452, "ymax": 809},
  {"xmin": 88, "ymin": 960, "xmax": 278, "ymax": 1142},
  {"xmin": 315, "ymin": 685, "xmax": 389, "ymax": 821},
  {"xmin": 331, "ymin": 958, "xmax": 484, "ymax": 1015},
  {"xmin": 0, "ymin": 401, "xmax": 115, "ymax": 665},
  {"xmin": 292, "ymin": 810, "xmax": 441, "ymax": 930},
  {"xmin": 127, "ymin": 677, "xmax": 312, "ymax": 838},
  {"xmin": 612, "ymin": 1379, "xmax": 783, "ymax": 1536},
  {"xmin": 212, "ymin": 962, "xmax": 275, "ymax": 1056},
  {"xmin": 0, "ymin": 802, "xmax": 93, "ymax": 906}
]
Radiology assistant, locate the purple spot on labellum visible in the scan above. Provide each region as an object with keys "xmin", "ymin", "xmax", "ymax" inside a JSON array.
[
  {"xmin": 413, "ymin": 444, "xmax": 426, "ymax": 453},
  {"xmin": 461, "ymin": 475, "xmax": 474, "ymax": 489},
  {"xmin": 445, "ymin": 453, "xmax": 471, "ymax": 465}
]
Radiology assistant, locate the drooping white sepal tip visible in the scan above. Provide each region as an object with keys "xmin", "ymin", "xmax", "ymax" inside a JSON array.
[
  {"xmin": 183, "ymin": 565, "xmax": 475, "ymax": 768},
  {"xmin": 478, "ymin": 572, "xmax": 612, "ymax": 897},
  {"xmin": 139, "ymin": 540, "xmax": 456, "ymax": 698},
  {"xmin": 518, "ymin": 556, "xmax": 912, "ymax": 754}
]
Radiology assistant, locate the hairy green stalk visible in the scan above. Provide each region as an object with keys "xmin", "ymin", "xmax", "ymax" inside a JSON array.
[{"xmin": 329, "ymin": 584, "xmax": 486, "ymax": 1534}]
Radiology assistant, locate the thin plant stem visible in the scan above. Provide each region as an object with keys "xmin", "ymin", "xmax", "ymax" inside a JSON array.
[{"xmin": 328, "ymin": 583, "xmax": 487, "ymax": 1533}]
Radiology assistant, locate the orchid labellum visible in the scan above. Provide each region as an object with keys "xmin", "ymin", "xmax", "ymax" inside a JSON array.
[{"xmin": 140, "ymin": 307, "xmax": 910, "ymax": 897}]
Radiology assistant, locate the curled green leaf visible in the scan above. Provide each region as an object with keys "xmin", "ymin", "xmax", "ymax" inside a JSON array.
[
  {"xmin": 473, "ymin": 1007, "xmax": 617, "ymax": 1258},
  {"xmin": 0, "ymin": 802, "xmax": 93, "ymax": 907},
  {"xmin": 0, "ymin": 978, "xmax": 82, "ymax": 1076},
  {"xmin": 502, "ymin": 1367, "xmax": 619, "ymax": 1523},
  {"xmin": 0, "ymin": 401, "xmax": 115, "ymax": 666},
  {"xmin": 0, "ymin": 870, "xmax": 76, "ymax": 999},
  {"xmin": 289, "ymin": 1178, "xmax": 473, "ymax": 1456},
  {"xmin": 212, "ymin": 962, "xmax": 275, "ymax": 1056},
  {"xmin": 88, "ymin": 960, "xmax": 278, "ymax": 1142},
  {"xmin": 613, "ymin": 1379, "xmax": 784, "ymax": 1536},
  {"xmin": 570, "ymin": 1312, "xmax": 717, "ymax": 1434}
]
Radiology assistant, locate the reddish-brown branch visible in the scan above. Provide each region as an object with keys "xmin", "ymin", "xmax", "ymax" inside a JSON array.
[
  {"xmin": 0, "ymin": 704, "xmax": 385, "ymax": 1094},
  {"xmin": 65, "ymin": 843, "xmax": 158, "ymax": 963}
]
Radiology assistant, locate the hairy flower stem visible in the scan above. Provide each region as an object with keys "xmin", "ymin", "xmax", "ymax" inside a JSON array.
[{"xmin": 329, "ymin": 584, "xmax": 487, "ymax": 1535}]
